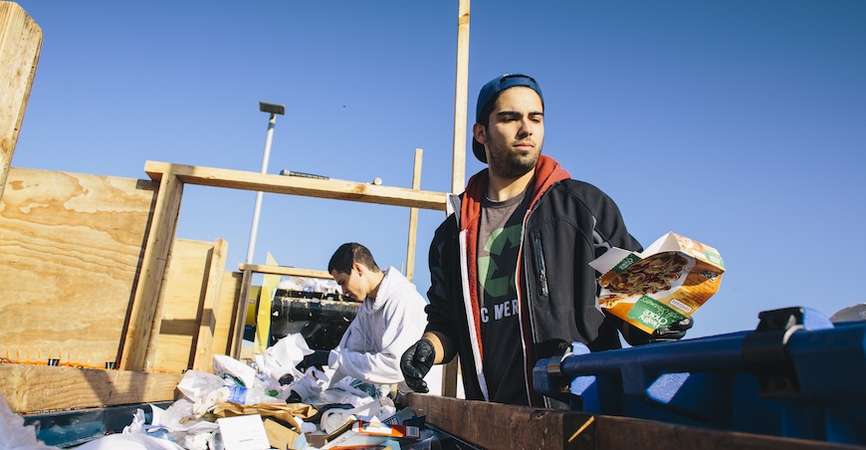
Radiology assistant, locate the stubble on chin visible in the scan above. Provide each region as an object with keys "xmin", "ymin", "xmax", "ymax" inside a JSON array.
[{"xmin": 490, "ymin": 150, "xmax": 539, "ymax": 179}]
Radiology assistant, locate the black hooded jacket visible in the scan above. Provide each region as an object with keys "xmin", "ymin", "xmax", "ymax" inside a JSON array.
[{"xmin": 424, "ymin": 155, "xmax": 647, "ymax": 406}]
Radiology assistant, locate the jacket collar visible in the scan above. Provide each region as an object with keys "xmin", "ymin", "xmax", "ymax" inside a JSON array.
[
  {"xmin": 459, "ymin": 154, "xmax": 571, "ymax": 231},
  {"xmin": 367, "ymin": 266, "xmax": 402, "ymax": 311}
]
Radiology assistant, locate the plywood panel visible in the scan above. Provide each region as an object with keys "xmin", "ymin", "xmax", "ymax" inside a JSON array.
[
  {"xmin": 0, "ymin": 168, "xmax": 155, "ymax": 366},
  {"xmin": 148, "ymin": 239, "xmax": 213, "ymax": 371}
]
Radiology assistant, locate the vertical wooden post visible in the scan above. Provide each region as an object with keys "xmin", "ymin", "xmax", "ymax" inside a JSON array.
[
  {"xmin": 0, "ymin": 2, "xmax": 42, "ymax": 202},
  {"xmin": 443, "ymin": 0, "xmax": 471, "ymax": 398},
  {"xmin": 231, "ymin": 268, "xmax": 253, "ymax": 359},
  {"xmin": 405, "ymin": 148, "xmax": 423, "ymax": 281},
  {"xmin": 120, "ymin": 171, "xmax": 184, "ymax": 370},
  {"xmin": 192, "ymin": 238, "xmax": 228, "ymax": 372},
  {"xmin": 450, "ymin": 0, "xmax": 470, "ymax": 194}
]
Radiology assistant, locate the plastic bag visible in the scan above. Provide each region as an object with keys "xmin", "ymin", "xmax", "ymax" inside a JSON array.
[
  {"xmin": 124, "ymin": 408, "xmax": 147, "ymax": 434},
  {"xmin": 177, "ymin": 370, "xmax": 225, "ymax": 402},
  {"xmin": 213, "ymin": 354, "xmax": 258, "ymax": 388},
  {"xmin": 176, "ymin": 370, "xmax": 228, "ymax": 415},
  {"xmin": 290, "ymin": 366, "xmax": 333, "ymax": 403},
  {"xmin": 254, "ymin": 333, "xmax": 313, "ymax": 382},
  {"xmin": 75, "ymin": 434, "xmax": 185, "ymax": 450},
  {"xmin": 0, "ymin": 394, "xmax": 59, "ymax": 450},
  {"xmin": 141, "ymin": 401, "xmax": 219, "ymax": 449}
]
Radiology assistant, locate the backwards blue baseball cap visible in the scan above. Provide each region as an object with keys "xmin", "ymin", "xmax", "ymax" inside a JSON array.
[{"xmin": 472, "ymin": 73, "xmax": 544, "ymax": 163}]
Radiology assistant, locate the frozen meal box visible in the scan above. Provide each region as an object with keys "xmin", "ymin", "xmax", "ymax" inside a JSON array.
[{"xmin": 589, "ymin": 232, "xmax": 725, "ymax": 334}]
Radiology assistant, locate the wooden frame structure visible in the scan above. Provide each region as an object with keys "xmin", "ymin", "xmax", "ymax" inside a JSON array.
[
  {"xmin": 1, "ymin": 0, "xmax": 470, "ymax": 414},
  {"xmin": 120, "ymin": 161, "xmax": 450, "ymax": 371}
]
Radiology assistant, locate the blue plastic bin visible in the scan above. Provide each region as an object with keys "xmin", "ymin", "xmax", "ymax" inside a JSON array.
[{"xmin": 533, "ymin": 307, "xmax": 866, "ymax": 445}]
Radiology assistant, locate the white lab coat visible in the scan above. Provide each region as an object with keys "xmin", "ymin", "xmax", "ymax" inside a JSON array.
[{"xmin": 328, "ymin": 267, "xmax": 427, "ymax": 385}]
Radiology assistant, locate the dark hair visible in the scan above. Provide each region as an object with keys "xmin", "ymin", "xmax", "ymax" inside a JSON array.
[{"xmin": 328, "ymin": 242, "xmax": 380, "ymax": 275}]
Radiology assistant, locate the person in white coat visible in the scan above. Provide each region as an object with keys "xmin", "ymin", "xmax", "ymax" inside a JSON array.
[{"xmin": 326, "ymin": 242, "xmax": 427, "ymax": 386}]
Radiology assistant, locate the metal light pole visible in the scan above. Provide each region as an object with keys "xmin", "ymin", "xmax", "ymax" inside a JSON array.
[{"xmin": 245, "ymin": 101, "xmax": 285, "ymax": 264}]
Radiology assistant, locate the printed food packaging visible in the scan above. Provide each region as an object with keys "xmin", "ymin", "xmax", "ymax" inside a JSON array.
[{"xmin": 589, "ymin": 232, "xmax": 725, "ymax": 334}]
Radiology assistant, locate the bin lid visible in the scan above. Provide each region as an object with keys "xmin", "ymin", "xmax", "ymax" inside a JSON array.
[{"xmin": 830, "ymin": 304, "xmax": 866, "ymax": 323}]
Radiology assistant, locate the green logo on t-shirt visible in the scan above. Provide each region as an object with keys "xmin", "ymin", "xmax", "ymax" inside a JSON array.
[{"xmin": 479, "ymin": 224, "xmax": 522, "ymax": 298}]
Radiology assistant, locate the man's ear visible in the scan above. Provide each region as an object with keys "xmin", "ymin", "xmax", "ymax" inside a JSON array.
[
  {"xmin": 473, "ymin": 123, "xmax": 487, "ymax": 145},
  {"xmin": 352, "ymin": 261, "xmax": 366, "ymax": 276}
]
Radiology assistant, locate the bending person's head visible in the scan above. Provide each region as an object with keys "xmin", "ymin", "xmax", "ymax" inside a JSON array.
[{"xmin": 328, "ymin": 242, "xmax": 383, "ymax": 301}]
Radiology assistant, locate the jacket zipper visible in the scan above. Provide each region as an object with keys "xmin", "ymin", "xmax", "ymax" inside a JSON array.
[{"xmin": 531, "ymin": 232, "xmax": 549, "ymax": 297}]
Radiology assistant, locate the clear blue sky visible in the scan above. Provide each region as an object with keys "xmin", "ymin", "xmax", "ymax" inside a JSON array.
[{"xmin": 12, "ymin": 1, "xmax": 866, "ymax": 338}]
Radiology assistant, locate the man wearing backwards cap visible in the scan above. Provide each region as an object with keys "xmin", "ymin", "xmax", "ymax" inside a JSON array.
[{"xmin": 400, "ymin": 73, "xmax": 692, "ymax": 406}]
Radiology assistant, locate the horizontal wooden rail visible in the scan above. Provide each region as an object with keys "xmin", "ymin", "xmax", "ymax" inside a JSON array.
[
  {"xmin": 403, "ymin": 394, "xmax": 857, "ymax": 450},
  {"xmin": 145, "ymin": 161, "xmax": 448, "ymax": 211},
  {"xmin": 0, "ymin": 364, "xmax": 180, "ymax": 413},
  {"xmin": 239, "ymin": 264, "xmax": 332, "ymax": 279}
]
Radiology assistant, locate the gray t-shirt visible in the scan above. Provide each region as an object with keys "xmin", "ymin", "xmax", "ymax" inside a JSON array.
[{"xmin": 477, "ymin": 188, "xmax": 531, "ymax": 405}]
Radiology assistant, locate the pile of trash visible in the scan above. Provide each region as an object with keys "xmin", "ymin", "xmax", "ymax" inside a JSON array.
[{"xmin": 1, "ymin": 334, "xmax": 462, "ymax": 450}]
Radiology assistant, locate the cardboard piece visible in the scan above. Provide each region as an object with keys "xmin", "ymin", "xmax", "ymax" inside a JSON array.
[
  {"xmin": 264, "ymin": 419, "xmax": 301, "ymax": 450},
  {"xmin": 212, "ymin": 402, "xmax": 317, "ymax": 433},
  {"xmin": 217, "ymin": 414, "xmax": 270, "ymax": 450},
  {"xmin": 590, "ymin": 232, "xmax": 725, "ymax": 333}
]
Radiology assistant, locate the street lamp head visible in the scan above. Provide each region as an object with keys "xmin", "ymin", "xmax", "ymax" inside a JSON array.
[{"xmin": 259, "ymin": 101, "xmax": 285, "ymax": 116}]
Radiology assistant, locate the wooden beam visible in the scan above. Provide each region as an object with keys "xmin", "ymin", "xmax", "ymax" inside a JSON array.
[
  {"xmin": 405, "ymin": 148, "xmax": 423, "ymax": 281},
  {"xmin": 450, "ymin": 0, "xmax": 470, "ymax": 193},
  {"xmin": 239, "ymin": 263, "xmax": 333, "ymax": 279},
  {"xmin": 213, "ymin": 271, "xmax": 243, "ymax": 356},
  {"xmin": 231, "ymin": 269, "xmax": 253, "ymax": 358},
  {"xmin": 442, "ymin": 359, "xmax": 459, "ymax": 397},
  {"xmin": 0, "ymin": 364, "xmax": 180, "ymax": 414},
  {"xmin": 192, "ymin": 238, "xmax": 228, "ymax": 372},
  {"xmin": 405, "ymin": 393, "xmax": 585, "ymax": 450},
  {"xmin": 144, "ymin": 161, "xmax": 448, "ymax": 211},
  {"xmin": 442, "ymin": 0, "xmax": 471, "ymax": 394},
  {"xmin": 403, "ymin": 394, "xmax": 856, "ymax": 450},
  {"xmin": 0, "ymin": 2, "xmax": 42, "ymax": 203},
  {"xmin": 120, "ymin": 171, "xmax": 184, "ymax": 370}
]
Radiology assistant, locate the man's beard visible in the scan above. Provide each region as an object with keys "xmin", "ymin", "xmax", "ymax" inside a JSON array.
[{"xmin": 488, "ymin": 147, "xmax": 539, "ymax": 179}]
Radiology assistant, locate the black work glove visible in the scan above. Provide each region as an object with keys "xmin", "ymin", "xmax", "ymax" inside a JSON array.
[
  {"xmin": 651, "ymin": 317, "xmax": 694, "ymax": 342},
  {"xmin": 400, "ymin": 338, "xmax": 436, "ymax": 393},
  {"xmin": 296, "ymin": 350, "xmax": 330, "ymax": 372}
]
